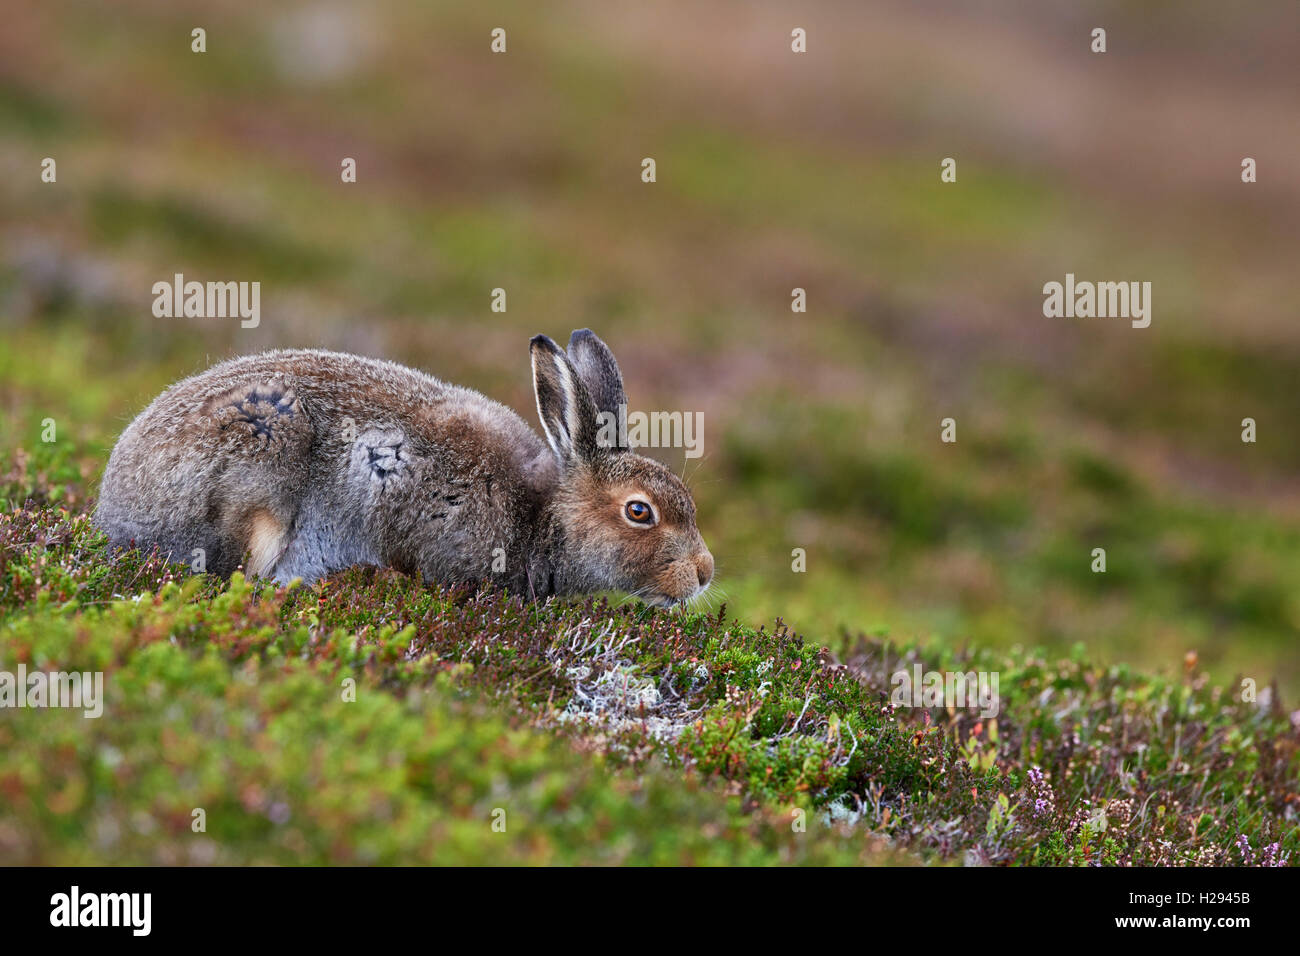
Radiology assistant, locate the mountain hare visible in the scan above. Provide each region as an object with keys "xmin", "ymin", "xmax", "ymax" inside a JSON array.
[{"xmin": 95, "ymin": 330, "xmax": 714, "ymax": 606}]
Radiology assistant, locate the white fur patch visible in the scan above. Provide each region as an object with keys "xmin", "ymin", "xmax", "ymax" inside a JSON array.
[{"xmin": 246, "ymin": 509, "xmax": 286, "ymax": 577}]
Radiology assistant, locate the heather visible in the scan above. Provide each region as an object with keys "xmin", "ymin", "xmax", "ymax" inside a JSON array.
[{"xmin": 2, "ymin": 503, "xmax": 1293, "ymax": 865}]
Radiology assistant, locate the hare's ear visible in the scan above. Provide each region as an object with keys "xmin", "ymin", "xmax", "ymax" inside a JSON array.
[
  {"xmin": 566, "ymin": 329, "xmax": 627, "ymax": 420},
  {"xmin": 531, "ymin": 334, "xmax": 600, "ymax": 465}
]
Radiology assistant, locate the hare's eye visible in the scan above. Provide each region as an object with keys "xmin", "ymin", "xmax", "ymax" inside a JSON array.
[{"xmin": 625, "ymin": 500, "xmax": 654, "ymax": 525}]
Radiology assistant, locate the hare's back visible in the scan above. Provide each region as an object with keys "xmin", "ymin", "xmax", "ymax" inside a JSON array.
[{"xmin": 96, "ymin": 349, "xmax": 549, "ymax": 580}]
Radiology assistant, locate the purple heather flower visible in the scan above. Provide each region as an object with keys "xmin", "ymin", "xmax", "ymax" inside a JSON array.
[
  {"xmin": 1236, "ymin": 834, "xmax": 1253, "ymax": 864},
  {"xmin": 1260, "ymin": 842, "xmax": 1289, "ymax": 868}
]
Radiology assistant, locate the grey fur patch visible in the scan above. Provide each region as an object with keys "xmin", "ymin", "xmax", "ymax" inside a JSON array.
[
  {"xmin": 351, "ymin": 427, "xmax": 409, "ymax": 489},
  {"xmin": 209, "ymin": 382, "xmax": 302, "ymax": 446}
]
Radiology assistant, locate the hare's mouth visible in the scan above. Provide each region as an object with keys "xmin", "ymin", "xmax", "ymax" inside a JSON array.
[{"xmin": 643, "ymin": 585, "xmax": 709, "ymax": 610}]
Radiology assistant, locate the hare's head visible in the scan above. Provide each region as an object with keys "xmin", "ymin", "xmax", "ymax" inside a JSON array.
[{"xmin": 531, "ymin": 329, "xmax": 713, "ymax": 607}]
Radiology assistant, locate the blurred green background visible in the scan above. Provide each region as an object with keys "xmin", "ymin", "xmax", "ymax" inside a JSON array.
[{"xmin": 2, "ymin": 1, "xmax": 1298, "ymax": 693}]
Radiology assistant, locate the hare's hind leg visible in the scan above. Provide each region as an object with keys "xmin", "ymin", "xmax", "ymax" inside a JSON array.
[{"xmin": 198, "ymin": 378, "xmax": 315, "ymax": 578}]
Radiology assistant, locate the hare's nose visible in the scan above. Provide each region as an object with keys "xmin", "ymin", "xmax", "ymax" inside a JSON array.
[{"xmin": 695, "ymin": 551, "xmax": 714, "ymax": 588}]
